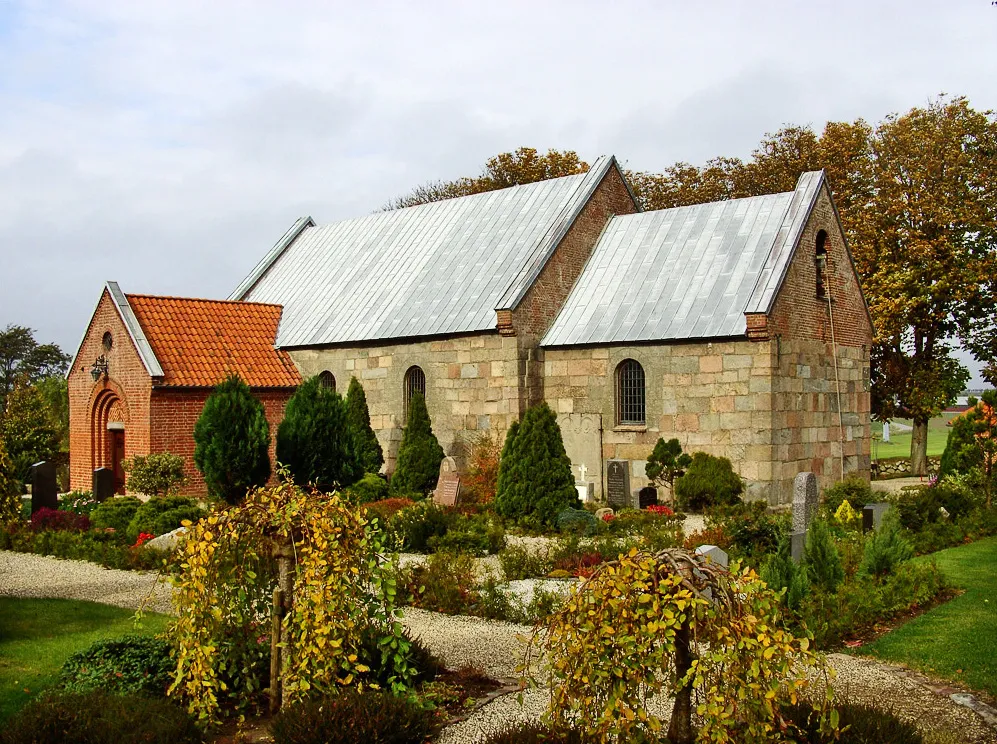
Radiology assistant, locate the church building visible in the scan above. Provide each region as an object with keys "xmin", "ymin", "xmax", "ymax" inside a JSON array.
[{"xmin": 69, "ymin": 156, "xmax": 872, "ymax": 504}]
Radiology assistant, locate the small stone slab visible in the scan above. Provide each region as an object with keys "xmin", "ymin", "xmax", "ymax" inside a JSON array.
[
  {"xmin": 695, "ymin": 544, "xmax": 729, "ymax": 569},
  {"xmin": 146, "ymin": 527, "xmax": 187, "ymax": 553},
  {"xmin": 793, "ymin": 472, "xmax": 818, "ymax": 533},
  {"xmin": 93, "ymin": 467, "xmax": 115, "ymax": 503},
  {"xmin": 594, "ymin": 507, "xmax": 614, "ymax": 521},
  {"xmin": 862, "ymin": 502, "xmax": 892, "ymax": 532},
  {"xmin": 638, "ymin": 486, "xmax": 658, "ymax": 509},
  {"xmin": 790, "ymin": 530, "xmax": 806, "ymax": 563}
]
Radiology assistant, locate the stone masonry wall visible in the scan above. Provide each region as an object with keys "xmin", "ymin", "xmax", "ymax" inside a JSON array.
[
  {"xmin": 288, "ymin": 332, "xmax": 522, "ymax": 473},
  {"xmin": 68, "ymin": 290, "xmax": 153, "ymax": 492},
  {"xmin": 149, "ymin": 388, "xmax": 291, "ymax": 496}
]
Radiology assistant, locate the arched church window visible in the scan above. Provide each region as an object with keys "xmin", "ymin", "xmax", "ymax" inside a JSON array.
[
  {"xmin": 815, "ymin": 230, "xmax": 829, "ymax": 300},
  {"xmin": 318, "ymin": 370, "xmax": 336, "ymax": 393},
  {"xmin": 102, "ymin": 332, "xmax": 113, "ymax": 352},
  {"xmin": 404, "ymin": 366, "xmax": 426, "ymax": 419},
  {"xmin": 616, "ymin": 359, "xmax": 645, "ymax": 426}
]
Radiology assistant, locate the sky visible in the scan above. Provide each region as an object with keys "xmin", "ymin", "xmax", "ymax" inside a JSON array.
[{"xmin": 1, "ymin": 0, "xmax": 994, "ymax": 385}]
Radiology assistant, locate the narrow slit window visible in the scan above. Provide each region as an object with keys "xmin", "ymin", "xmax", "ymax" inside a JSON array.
[
  {"xmin": 815, "ymin": 230, "xmax": 829, "ymax": 299},
  {"xmin": 404, "ymin": 366, "xmax": 426, "ymax": 419},
  {"xmin": 318, "ymin": 370, "xmax": 336, "ymax": 393},
  {"xmin": 617, "ymin": 359, "xmax": 646, "ymax": 426}
]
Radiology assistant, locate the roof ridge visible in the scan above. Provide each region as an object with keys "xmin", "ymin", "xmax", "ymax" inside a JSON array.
[{"xmin": 126, "ymin": 293, "xmax": 284, "ymax": 309}]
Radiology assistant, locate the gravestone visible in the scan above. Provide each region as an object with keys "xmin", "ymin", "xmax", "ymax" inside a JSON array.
[
  {"xmin": 575, "ymin": 462, "xmax": 594, "ymax": 503},
  {"xmin": 558, "ymin": 413, "xmax": 603, "ymax": 500},
  {"xmin": 30, "ymin": 461, "xmax": 58, "ymax": 514},
  {"xmin": 792, "ymin": 472, "xmax": 818, "ymax": 533},
  {"xmin": 606, "ymin": 460, "xmax": 630, "ymax": 509},
  {"xmin": 790, "ymin": 531, "xmax": 806, "ymax": 563},
  {"xmin": 93, "ymin": 467, "xmax": 115, "ymax": 503},
  {"xmin": 638, "ymin": 486, "xmax": 658, "ymax": 509},
  {"xmin": 862, "ymin": 502, "xmax": 892, "ymax": 532},
  {"xmin": 695, "ymin": 544, "xmax": 729, "ymax": 569},
  {"xmin": 432, "ymin": 456, "xmax": 461, "ymax": 507},
  {"xmin": 594, "ymin": 507, "xmax": 614, "ymax": 521}
]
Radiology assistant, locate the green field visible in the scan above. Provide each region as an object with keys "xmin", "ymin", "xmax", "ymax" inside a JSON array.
[
  {"xmin": 0, "ymin": 598, "xmax": 170, "ymax": 721},
  {"xmin": 870, "ymin": 412, "xmax": 957, "ymax": 461},
  {"xmin": 862, "ymin": 536, "xmax": 997, "ymax": 698}
]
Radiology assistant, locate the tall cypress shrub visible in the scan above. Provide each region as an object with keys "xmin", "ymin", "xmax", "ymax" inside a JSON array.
[
  {"xmin": 193, "ymin": 374, "xmax": 271, "ymax": 505},
  {"xmin": 391, "ymin": 393, "xmax": 444, "ymax": 495},
  {"xmin": 345, "ymin": 376, "xmax": 384, "ymax": 475},
  {"xmin": 494, "ymin": 402, "xmax": 579, "ymax": 527},
  {"xmin": 495, "ymin": 420, "xmax": 520, "ymax": 501},
  {"xmin": 803, "ymin": 519, "xmax": 845, "ymax": 594},
  {"xmin": 276, "ymin": 376, "xmax": 361, "ymax": 491}
]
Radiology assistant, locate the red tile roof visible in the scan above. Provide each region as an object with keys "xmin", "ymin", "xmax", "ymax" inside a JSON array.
[{"xmin": 126, "ymin": 294, "xmax": 301, "ymax": 388}]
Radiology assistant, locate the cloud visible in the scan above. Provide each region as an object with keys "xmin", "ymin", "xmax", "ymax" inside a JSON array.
[{"xmin": 0, "ymin": 0, "xmax": 994, "ymax": 392}]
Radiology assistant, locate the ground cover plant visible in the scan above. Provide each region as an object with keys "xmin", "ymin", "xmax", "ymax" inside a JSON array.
[
  {"xmin": 60, "ymin": 634, "xmax": 173, "ymax": 697},
  {"xmin": 0, "ymin": 518, "xmax": 164, "ymax": 570},
  {"xmin": 0, "ymin": 597, "xmax": 170, "ymax": 721},
  {"xmin": 861, "ymin": 535, "xmax": 997, "ymax": 698}
]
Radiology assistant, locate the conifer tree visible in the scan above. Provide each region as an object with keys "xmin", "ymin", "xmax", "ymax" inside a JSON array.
[
  {"xmin": 391, "ymin": 392, "xmax": 444, "ymax": 495},
  {"xmin": 345, "ymin": 376, "xmax": 384, "ymax": 475},
  {"xmin": 277, "ymin": 375, "xmax": 361, "ymax": 492},
  {"xmin": 760, "ymin": 536, "xmax": 808, "ymax": 611},
  {"xmin": 193, "ymin": 374, "xmax": 271, "ymax": 505},
  {"xmin": 494, "ymin": 402, "xmax": 579, "ymax": 526},
  {"xmin": 803, "ymin": 519, "xmax": 845, "ymax": 594},
  {"xmin": 495, "ymin": 419, "xmax": 520, "ymax": 501}
]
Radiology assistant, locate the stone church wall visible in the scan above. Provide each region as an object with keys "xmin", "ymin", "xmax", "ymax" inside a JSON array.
[{"xmin": 288, "ymin": 332, "xmax": 522, "ymax": 473}]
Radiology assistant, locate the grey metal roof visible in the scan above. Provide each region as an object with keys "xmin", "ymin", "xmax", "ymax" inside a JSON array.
[
  {"xmin": 234, "ymin": 157, "xmax": 623, "ymax": 347},
  {"xmin": 541, "ymin": 171, "xmax": 827, "ymax": 346},
  {"xmin": 67, "ymin": 282, "xmax": 165, "ymax": 379}
]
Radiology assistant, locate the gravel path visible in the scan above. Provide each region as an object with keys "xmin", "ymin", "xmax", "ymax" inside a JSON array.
[{"xmin": 3, "ymin": 550, "xmax": 994, "ymax": 742}]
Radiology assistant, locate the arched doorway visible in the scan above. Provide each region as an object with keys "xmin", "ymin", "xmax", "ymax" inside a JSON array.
[{"xmin": 91, "ymin": 388, "xmax": 128, "ymax": 494}]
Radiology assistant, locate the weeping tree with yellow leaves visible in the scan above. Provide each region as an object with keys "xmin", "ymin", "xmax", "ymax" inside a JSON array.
[
  {"xmin": 168, "ymin": 476, "xmax": 415, "ymax": 725},
  {"xmin": 528, "ymin": 547, "xmax": 834, "ymax": 744}
]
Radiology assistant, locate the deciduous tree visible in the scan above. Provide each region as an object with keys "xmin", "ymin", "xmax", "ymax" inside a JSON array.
[
  {"xmin": 0, "ymin": 325, "xmax": 70, "ymax": 411},
  {"xmin": 1, "ymin": 383, "xmax": 58, "ymax": 481}
]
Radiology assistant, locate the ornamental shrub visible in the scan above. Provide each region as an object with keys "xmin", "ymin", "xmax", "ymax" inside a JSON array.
[
  {"xmin": 673, "ymin": 452, "xmax": 743, "ymax": 512},
  {"xmin": 556, "ymin": 507, "xmax": 601, "ymax": 536},
  {"xmin": 270, "ymin": 689, "xmax": 442, "ymax": 744},
  {"xmin": 193, "ymin": 373, "xmax": 271, "ymax": 505},
  {"xmin": 859, "ymin": 513, "xmax": 913, "ymax": 578},
  {"xmin": 391, "ymin": 393, "xmax": 444, "ymax": 495},
  {"xmin": 783, "ymin": 701, "xmax": 923, "ymax": 744},
  {"xmin": 347, "ymin": 472, "xmax": 390, "ymax": 504},
  {"xmin": 804, "ymin": 519, "xmax": 845, "ymax": 594},
  {"xmin": 90, "ymin": 495, "xmax": 142, "ymax": 535},
  {"xmin": 822, "ymin": 473, "xmax": 872, "ymax": 512},
  {"xmin": 462, "ymin": 432, "xmax": 502, "ymax": 503},
  {"xmin": 494, "ymin": 402, "xmax": 578, "ymax": 527},
  {"xmin": 760, "ymin": 536, "xmax": 809, "ymax": 612},
  {"xmin": 390, "ymin": 500, "xmax": 452, "ymax": 552},
  {"xmin": 0, "ymin": 691, "xmax": 202, "ymax": 744},
  {"xmin": 125, "ymin": 495, "xmax": 206, "ymax": 543},
  {"xmin": 645, "ymin": 437, "xmax": 692, "ymax": 505},
  {"xmin": 429, "ymin": 512, "xmax": 506, "ymax": 556},
  {"xmin": 59, "ymin": 490, "xmax": 98, "ymax": 515},
  {"xmin": 480, "ymin": 723, "xmax": 590, "ymax": 744},
  {"xmin": 345, "ymin": 376, "xmax": 384, "ymax": 475},
  {"xmin": 277, "ymin": 375, "xmax": 361, "ymax": 492},
  {"xmin": 60, "ymin": 635, "xmax": 173, "ymax": 697},
  {"xmin": 123, "ymin": 452, "xmax": 187, "ymax": 496},
  {"xmin": 30, "ymin": 507, "xmax": 89, "ymax": 532}
]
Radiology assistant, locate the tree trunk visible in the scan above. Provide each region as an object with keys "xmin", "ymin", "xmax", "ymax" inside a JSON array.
[
  {"xmin": 275, "ymin": 541, "xmax": 295, "ymax": 711},
  {"xmin": 667, "ymin": 618, "xmax": 696, "ymax": 744},
  {"xmin": 910, "ymin": 417, "xmax": 929, "ymax": 476}
]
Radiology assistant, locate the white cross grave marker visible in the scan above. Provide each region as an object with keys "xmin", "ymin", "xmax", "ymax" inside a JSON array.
[{"xmin": 577, "ymin": 463, "xmax": 588, "ymax": 482}]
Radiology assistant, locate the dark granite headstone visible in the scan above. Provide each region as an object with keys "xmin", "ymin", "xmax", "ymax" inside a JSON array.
[
  {"xmin": 862, "ymin": 502, "xmax": 892, "ymax": 532},
  {"xmin": 638, "ymin": 486, "xmax": 658, "ymax": 510},
  {"xmin": 606, "ymin": 460, "xmax": 630, "ymax": 509},
  {"xmin": 93, "ymin": 467, "xmax": 115, "ymax": 503},
  {"xmin": 30, "ymin": 461, "xmax": 58, "ymax": 514}
]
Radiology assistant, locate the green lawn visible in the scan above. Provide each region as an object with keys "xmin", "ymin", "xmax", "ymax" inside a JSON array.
[
  {"xmin": 870, "ymin": 412, "xmax": 957, "ymax": 461},
  {"xmin": 861, "ymin": 536, "xmax": 997, "ymax": 697},
  {"xmin": 0, "ymin": 598, "xmax": 170, "ymax": 721}
]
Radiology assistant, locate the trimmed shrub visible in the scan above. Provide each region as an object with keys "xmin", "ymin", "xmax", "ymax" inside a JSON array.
[
  {"xmin": 783, "ymin": 701, "xmax": 923, "ymax": 744},
  {"xmin": 60, "ymin": 635, "xmax": 173, "ymax": 697},
  {"xmin": 366, "ymin": 497, "xmax": 415, "ymax": 523},
  {"xmin": 391, "ymin": 501, "xmax": 452, "ymax": 552},
  {"xmin": 391, "ymin": 393, "xmax": 444, "ymax": 495},
  {"xmin": 30, "ymin": 507, "xmax": 89, "ymax": 532},
  {"xmin": 494, "ymin": 402, "xmax": 579, "ymax": 527},
  {"xmin": 499, "ymin": 544, "xmax": 554, "ymax": 580},
  {"xmin": 760, "ymin": 536, "xmax": 808, "ymax": 611},
  {"xmin": 270, "ymin": 689, "xmax": 442, "ymax": 744},
  {"xmin": 480, "ymin": 722, "xmax": 591, "ymax": 743},
  {"xmin": 673, "ymin": 452, "xmax": 743, "ymax": 512},
  {"xmin": 0, "ymin": 691, "xmax": 202, "ymax": 744},
  {"xmin": 556, "ymin": 507, "xmax": 600, "ymax": 536},
  {"xmin": 125, "ymin": 495, "xmax": 205, "ymax": 543},
  {"xmin": 0, "ymin": 523, "xmax": 162, "ymax": 570},
  {"xmin": 345, "ymin": 376, "xmax": 384, "ymax": 475},
  {"xmin": 277, "ymin": 375, "xmax": 361, "ymax": 491},
  {"xmin": 193, "ymin": 373, "xmax": 271, "ymax": 505},
  {"xmin": 822, "ymin": 473, "xmax": 873, "ymax": 512},
  {"xmin": 804, "ymin": 519, "xmax": 845, "ymax": 593},
  {"xmin": 429, "ymin": 512, "xmax": 505, "ymax": 556},
  {"xmin": 90, "ymin": 496, "xmax": 142, "ymax": 535},
  {"xmin": 347, "ymin": 473, "xmax": 390, "ymax": 505},
  {"xmin": 859, "ymin": 513, "xmax": 914, "ymax": 577},
  {"xmin": 123, "ymin": 452, "xmax": 187, "ymax": 496}
]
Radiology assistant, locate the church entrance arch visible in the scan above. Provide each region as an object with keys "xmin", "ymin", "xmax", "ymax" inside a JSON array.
[{"xmin": 91, "ymin": 387, "xmax": 128, "ymax": 494}]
